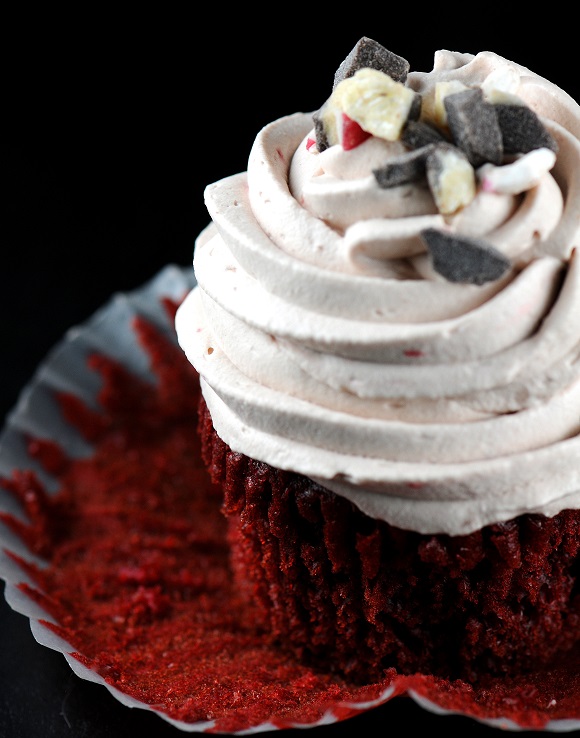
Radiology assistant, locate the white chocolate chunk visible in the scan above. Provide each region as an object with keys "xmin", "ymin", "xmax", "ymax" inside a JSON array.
[
  {"xmin": 484, "ymin": 89, "xmax": 525, "ymax": 105},
  {"xmin": 422, "ymin": 80, "xmax": 469, "ymax": 128},
  {"xmin": 331, "ymin": 68, "xmax": 416, "ymax": 141},
  {"xmin": 480, "ymin": 64, "xmax": 521, "ymax": 102},
  {"xmin": 478, "ymin": 148, "xmax": 557, "ymax": 194},
  {"xmin": 427, "ymin": 146, "xmax": 476, "ymax": 215}
]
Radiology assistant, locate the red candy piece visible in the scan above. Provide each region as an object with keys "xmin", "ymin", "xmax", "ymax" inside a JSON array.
[{"xmin": 340, "ymin": 113, "xmax": 371, "ymax": 150}]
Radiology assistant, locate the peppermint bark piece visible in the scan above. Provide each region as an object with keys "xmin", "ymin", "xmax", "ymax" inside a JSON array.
[
  {"xmin": 426, "ymin": 144, "xmax": 476, "ymax": 215},
  {"xmin": 333, "ymin": 37, "xmax": 410, "ymax": 88},
  {"xmin": 478, "ymin": 147, "xmax": 557, "ymax": 194},
  {"xmin": 421, "ymin": 228, "xmax": 511, "ymax": 285},
  {"xmin": 373, "ymin": 145, "xmax": 436, "ymax": 188},
  {"xmin": 402, "ymin": 119, "xmax": 448, "ymax": 149},
  {"xmin": 494, "ymin": 103, "xmax": 559, "ymax": 154},
  {"xmin": 332, "ymin": 69, "xmax": 417, "ymax": 142},
  {"xmin": 444, "ymin": 88, "xmax": 503, "ymax": 167},
  {"xmin": 315, "ymin": 66, "xmax": 417, "ymax": 151}
]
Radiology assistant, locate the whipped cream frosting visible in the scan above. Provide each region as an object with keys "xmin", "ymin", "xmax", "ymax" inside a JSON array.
[{"xmin": 176, "ymin": 48, "xmax": 580, "ymax": 535}]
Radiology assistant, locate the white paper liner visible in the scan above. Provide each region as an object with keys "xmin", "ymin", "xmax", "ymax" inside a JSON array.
[{"xmin": 0, "ymin": 264, "xmax": 578, "ymax": 733}]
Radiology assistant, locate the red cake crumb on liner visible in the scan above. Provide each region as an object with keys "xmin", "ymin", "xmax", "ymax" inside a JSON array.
[{"xmin": 0, "ymin": 265, "xmax": 578, "ymax": 734}]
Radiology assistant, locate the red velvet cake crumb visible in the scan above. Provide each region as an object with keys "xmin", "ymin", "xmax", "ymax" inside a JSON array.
[
  {"xmin": 0, "ymin": 310, "xmax": 390, "ymax": 731},
  {"xmin": 1, "ymin": 303, "xmax": 579, "ymax": 732}
]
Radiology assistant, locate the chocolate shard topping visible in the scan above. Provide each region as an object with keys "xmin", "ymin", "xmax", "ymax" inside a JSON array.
[
  {"xmin": 444, "ymin": 88, "xmax": 503, "ymax": 167},
  {"xmin": 494, "ymin": 103, "xmax": 559, "ymax": 154},
  {"xmin": 333, "ymin": 37, "xmax": 410, "ymax": 89},
  {"xmin": 312, "ymin": 108, "xmax": 330, "ymax": 152},
  {"xmin": 373, "ymin": 145, "xmax": 436, "ymax": 188},
  {"xmin": 420, "ymin": 227, "xmax": 512, "ymax": 285},
  {"xmin": 408, "ymin": 93, "xmax": 422, "ymax": 123},
  {"xmin": 402, "ymin": 119, "xmax": 448, "ymax": 149}
]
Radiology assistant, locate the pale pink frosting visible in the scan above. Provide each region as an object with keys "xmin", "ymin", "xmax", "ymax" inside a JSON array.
[{"xmin": 176, "ymin": 50, "xmax": 580, "ymax": 535}]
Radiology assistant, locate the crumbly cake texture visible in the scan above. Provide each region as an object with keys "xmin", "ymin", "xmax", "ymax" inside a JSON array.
[
  {"xmin": 0, "ymin": 306, "xmax": 399, "ymax": 731},
  {"xmin": 199, "ymin": 396, "xmax": 580, "ymax": 685}
]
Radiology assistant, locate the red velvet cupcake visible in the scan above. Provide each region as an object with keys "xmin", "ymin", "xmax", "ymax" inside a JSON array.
[
  {"xmin": 199, "ymin": 396, "xmax": 580, "ymax": 685},
  {"xmin": 176, "ymin": 37, "xmax": 580, "ymax": 687}
]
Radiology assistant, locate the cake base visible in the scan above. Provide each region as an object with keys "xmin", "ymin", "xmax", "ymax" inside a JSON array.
[{"xmin": 199, "ymin": 395, "xmax": 580, "ymax": 685}]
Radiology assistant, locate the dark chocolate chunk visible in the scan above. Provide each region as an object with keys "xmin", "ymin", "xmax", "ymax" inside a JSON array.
[
  {"xmin": 402, "ymin": 119, "xmax": 448, "ymax": 149},
  {"xmin": 373, "ymin": 145, "xmax": 436, "ymax": 188},
  {"xmin": 313, "ymin": 108, "xmax": 330, "ymax": 152},
  {"xmin": 333, "ymin": 37, "xmax": 410, "ymax": 88},
  {"xmin": 444, "ymin": 88, "xmax": 503, "ymax": 167},
  {"xmin": 494, "ymin": 103, "xmax": 559, "ymax": 155},
  {"xmin": 420, "ymin": 228, "xmax": 511, "ymax": 285},
  {"xmin": 407, "ymin": 92, "xmax": 422, "ymax": 122}
]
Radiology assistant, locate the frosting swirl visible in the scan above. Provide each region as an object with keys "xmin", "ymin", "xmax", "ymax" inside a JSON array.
[{"xmin": 176, "ymin": 48, "xmax": 580, "ymax": 535}]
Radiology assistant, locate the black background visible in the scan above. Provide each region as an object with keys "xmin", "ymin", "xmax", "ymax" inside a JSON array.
[{"xmin": 3, "ymin": 9, "xmax": 578, "ymax": 737}]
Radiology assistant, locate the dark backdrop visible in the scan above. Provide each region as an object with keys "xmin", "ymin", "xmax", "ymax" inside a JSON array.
[{"xmin": 3, "ymin": 10, "xmax": 577, "ymax": 737}]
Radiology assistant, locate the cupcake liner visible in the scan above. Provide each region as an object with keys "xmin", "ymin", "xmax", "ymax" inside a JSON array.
[{"xmin": 0, "ymin": 264, "xmax": 579, "ymax": 734}]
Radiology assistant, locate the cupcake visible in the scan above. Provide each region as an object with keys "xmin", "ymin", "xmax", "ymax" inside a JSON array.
[{"xmin": 175, "ymin": 37, "xmax": 580, "ymax": 685}]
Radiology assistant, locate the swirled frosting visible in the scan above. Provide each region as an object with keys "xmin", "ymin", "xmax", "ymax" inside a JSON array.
[{"xmin": 176, "ymin": 46, "xmax": 580, "ymax": 535}]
